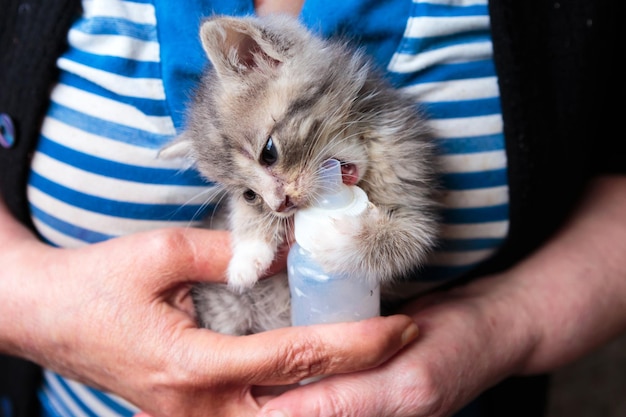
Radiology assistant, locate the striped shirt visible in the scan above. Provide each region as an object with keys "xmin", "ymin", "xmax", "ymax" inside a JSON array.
[
  {"xmin": 389, "ymin": 0, "xmax": 508, "ymax": 280},
  {"xmin": 31, "ymin": 0, "xmax": 507, "ymax": 415}
]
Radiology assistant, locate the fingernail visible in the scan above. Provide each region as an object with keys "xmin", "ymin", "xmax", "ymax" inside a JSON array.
[{"xmin": 401, "ymin": 323, "xmax": 419, "ymax": 347}]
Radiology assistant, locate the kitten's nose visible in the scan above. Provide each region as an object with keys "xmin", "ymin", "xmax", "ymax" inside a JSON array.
[{"xmin": 277, "ymin": 196, "xmax": 296, "ymax": 212}]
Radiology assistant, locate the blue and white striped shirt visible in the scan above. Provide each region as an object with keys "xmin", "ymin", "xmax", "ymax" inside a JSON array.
[
  {"xmin": 388, "ymin": 0, "xmax": 508, "ymax": 280},
  {"xmin": 31, "ymin": 0, "xmax": 507, "ymax": 415}
]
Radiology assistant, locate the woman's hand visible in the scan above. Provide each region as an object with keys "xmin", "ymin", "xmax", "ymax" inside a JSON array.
[
  {"xmin": 259, "ymin": 176, "xmax": 626, "ymax": 417},
  {"xmin": 257, "ymin": 277, "xmax": 536, "ymax": 417},
  {"xmin": 0, "ymin": 201, "xmax": 417, "ymax": 417}
]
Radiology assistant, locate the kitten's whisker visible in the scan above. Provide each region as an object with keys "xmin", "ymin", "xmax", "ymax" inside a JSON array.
[
  {"xmin": 204, "ymin": 187, "xmax": 230, "ymax": 229},
  {"xmin": 308, "ymin": 133, "xmax": 363, "ymax": 173},
  {"xmin": 169, "ymin": 185, "xmax": 225, "ymax": 229},
  {"xmin": 304, "ymin": 102, "xmax": 362, "ymax": 168}
]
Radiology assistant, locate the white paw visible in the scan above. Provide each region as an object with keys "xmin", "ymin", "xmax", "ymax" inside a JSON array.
[{"xmin": 227, "ymin": 240, "xmax": 275, "ymax": 292}]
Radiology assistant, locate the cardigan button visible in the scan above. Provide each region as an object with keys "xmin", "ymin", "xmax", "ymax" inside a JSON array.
[{"xmin": 0, "ymin": 113, "xmax": 16, "ymax": 148}]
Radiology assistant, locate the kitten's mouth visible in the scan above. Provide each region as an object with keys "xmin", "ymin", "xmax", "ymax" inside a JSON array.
[
  {"xmin": 340, "ymin": 163, "xmax": 359, "ymax": 186},
  {"xmin": 272, "ymin": 162, "xmax": 358, "ymax": 216}
]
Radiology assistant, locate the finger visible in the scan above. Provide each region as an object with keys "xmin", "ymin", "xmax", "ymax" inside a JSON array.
[
  {"xmin": 91, "ymin": 228, "xmax": 233, "ymax": 289},
  {"xmin": 258, "ymin": 374, "xmax": 375, "ymax": 417},
  {"xmin": 151, "ymin": 228, "xmax": 232, "ymax": 284},
  {"xmin": 166, "ymin": 283, "xmax": 197, "ymax": 319},
  {"xmin": 252, "ymin": 384, "xmax": 298, "ymax": 407},
  {"xmin": 257, "ymin": 371, "xmax": 387, "ymax": 417},
  {"xmin": 196, "ymin": 315, "xmax": 418, "ymax": 386}
]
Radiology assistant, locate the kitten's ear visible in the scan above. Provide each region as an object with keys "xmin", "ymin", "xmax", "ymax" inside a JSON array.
[
  {"xmin": 158, "ymin": 132, "xmax": 194, "ymax": 159},
  {"xmin": 199, "ymin": 16, "xmax": 285, "ymax": 78}
]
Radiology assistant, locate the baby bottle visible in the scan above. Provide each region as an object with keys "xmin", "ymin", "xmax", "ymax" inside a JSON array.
[{"xmin": 288, "ymin": 159, "xmax": 380, "ymax": 326}]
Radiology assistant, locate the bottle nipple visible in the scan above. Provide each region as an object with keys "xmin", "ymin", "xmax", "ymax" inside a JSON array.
[{"xmin": 316, "ymin": 159, "xmax": 353, "ymax": 210}]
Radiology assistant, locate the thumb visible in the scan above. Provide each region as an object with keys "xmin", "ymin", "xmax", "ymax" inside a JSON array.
[
  {"xmin": 197, "ymin": 315, "xmax": 419, "ymax": 386},
  {"xmin": 254, "ymin": 318, "xmax": 420, "ymax": 417},
  {"xmin": 118, "ymin": 227, "xmax": 285, "ymax": 288},
  {"xmin": 257, "ymin": 373, "xmax": 385, "ymax": 417},
  {"xmin": 96, "ymin": 228, "xmax": 233, "ymax": 289}
]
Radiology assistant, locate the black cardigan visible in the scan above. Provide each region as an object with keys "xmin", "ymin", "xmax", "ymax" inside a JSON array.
[{"xmin": 1, "ymin": 1, "xmax": 624, "ymax": 416}]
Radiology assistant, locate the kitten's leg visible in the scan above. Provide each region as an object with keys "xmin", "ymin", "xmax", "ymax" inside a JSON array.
[
  {"xmin": 193, "ymin": 283, "xmax": 254, "ymax": 335},
  {"xmin": 248, "ymin": 272, "xmax": 291, "ymax": 332},
  {"xmin": 226, "ymin": 201, "xmax": 285, "ymax": 292},
  {"xmin": 311, "ymin": 204, "xmax": 437, "ymax": 285},
  {"xmin": 228, "ymin": 239, "xmax": 275, "ymax": 291},
  {"xmin": 193, "ymin": 273, "xmax": 291, "ymax": 335}
]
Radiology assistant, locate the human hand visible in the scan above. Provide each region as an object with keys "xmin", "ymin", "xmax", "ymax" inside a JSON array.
[
  {"xmin": 259, "ymin": 176, "xmax": 626, "ymax": 417},
  {"xmin": 257, "ymin": 279, "xmax": 536, "ymax": 417},
  {"xmin": 0, "ymin": 202, "xmax": 417, "ymax": 417}
]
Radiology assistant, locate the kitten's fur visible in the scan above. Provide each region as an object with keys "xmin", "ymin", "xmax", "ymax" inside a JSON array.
[{"xmin": 161, "ymin": 15, "xmax": 438, "ymax": 335}]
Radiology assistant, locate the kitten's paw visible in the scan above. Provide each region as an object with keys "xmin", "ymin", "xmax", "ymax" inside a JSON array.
[
  {"xmin": 309, "ymin": 202, "xmax": 382, "ymax": 271},
  {"xmin": 332, "ymin": 202, "xmax": 380, "ymax": 236},
  {"xmin": 227, "ymin": 240, "xmax": 275, "ymax": 292}
]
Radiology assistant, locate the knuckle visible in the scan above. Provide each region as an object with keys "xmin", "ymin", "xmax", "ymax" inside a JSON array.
[
  {"xmin": 395, "ymin": 364, "xmax": 445, "ymax": 416},
  {"xmin": 150, "ymin": 359, "xmax": 191, "ymax": 391},
  {"xmin": 148, "ymin": 228, "xmax": 194, "ymax": 259},
  {"xmin": 144, "ymin": 228, "xmax": 197, "ymax": 272},
  {"xmin": 151, "ymin": 355, "xmax": 219, "ymax": 399},
  {"xmin": 277, "ymin": 334, "xmax": 331, "ymax": 382}
]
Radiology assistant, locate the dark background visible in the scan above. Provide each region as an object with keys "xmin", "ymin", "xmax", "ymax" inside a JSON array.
[{"xmin": 547, "ymin": 332, "xmax": 626, "ymax": 416}]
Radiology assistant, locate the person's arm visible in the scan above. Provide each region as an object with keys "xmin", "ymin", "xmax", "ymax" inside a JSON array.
[
  {"xmin": 259, "ymin": 175, "xmax": 626, "ymax": 417},
  {"xmin": 0, "ymin": 198, "xmax": 417, "ymax": 417}
]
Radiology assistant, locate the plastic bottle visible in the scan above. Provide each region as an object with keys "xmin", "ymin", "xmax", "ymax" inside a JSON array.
[{"xmin": 288, "ymin": 159, "xmax": 380, "ymax": 327}]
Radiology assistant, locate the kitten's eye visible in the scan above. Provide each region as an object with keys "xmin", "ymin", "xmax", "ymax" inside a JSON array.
[
  {"xmin": 260, "ymin": 136, "xmax": 278, "ymax": 166},
  {"xmin": 243, "ymin": 189, "xmax": 257, "ymax": 202}
]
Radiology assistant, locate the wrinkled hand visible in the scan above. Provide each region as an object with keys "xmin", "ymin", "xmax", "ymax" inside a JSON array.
[
  {"xmin": 258, "ymin": 278, "xmax": 537, "ymax": 417},
  {"xmin": 260, "ymin": 177, "xmax": 626, "ymax": 417},
  {"xmin": 0, "ymin": 204, "xmax": 417, "ymax": 417}
]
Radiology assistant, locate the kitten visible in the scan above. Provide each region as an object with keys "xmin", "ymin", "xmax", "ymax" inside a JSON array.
[{"xmin": 161, "ymin": 15, "xmax": 438, "ymax": 335}]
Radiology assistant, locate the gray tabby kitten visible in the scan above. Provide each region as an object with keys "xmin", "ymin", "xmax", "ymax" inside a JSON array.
[{"xmin": 161, "ymin": 15, "xmax": 438, "ymax": 335}]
